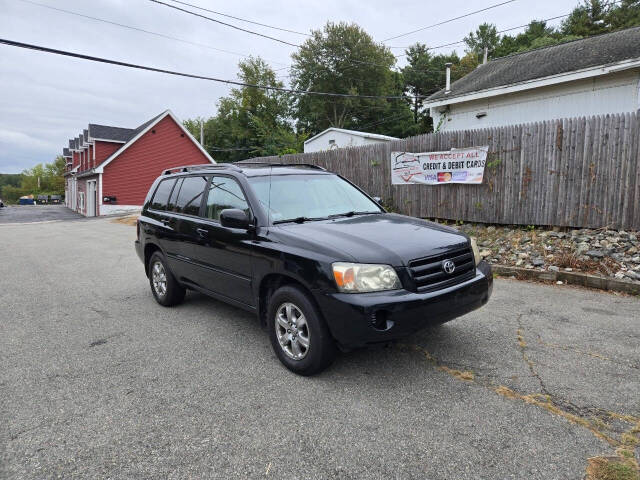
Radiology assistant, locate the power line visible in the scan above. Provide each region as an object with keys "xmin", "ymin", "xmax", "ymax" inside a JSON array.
[
  {"xmin": 15, "ymin": 0, "xmax": 289, "ymax": 66},
  {"xmin": 359, "ymin": 111, "xmax": 413, "ymax": 130},
  {"xmin": 382, "ymin": 0, "xmax": 517, "ymax": 42},
  {"xmin": 164, "ymin": 0, "xmax": 311, "ymax": 37},
  {"xmin": 392, "ymin": 14, "xmax": 572, "ymax": 54},
  {"xmin": 392, "ymin": 0, "xmax": 623, "ymax": 56},
  {"xmin": 0, "ymin": 38, "xmax": 424, "ymax": 100},
  {"xmin": 149, "ymin": 0, "xmax": 300, "ymax": 48},
  {"xmin": 149, "ymin": 0, "xmax": 395, "ymax": 73}
]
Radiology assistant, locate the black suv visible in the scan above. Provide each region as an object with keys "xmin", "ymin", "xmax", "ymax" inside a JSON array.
[{"xmin": 135, "ymin": 163, "xmax": 493, "ymax": 375}]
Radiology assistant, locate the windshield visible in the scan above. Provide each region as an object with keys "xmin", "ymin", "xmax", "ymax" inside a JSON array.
[{"xmin": 248, "ymin": 174, "xmax": 382, "ymax": 223}]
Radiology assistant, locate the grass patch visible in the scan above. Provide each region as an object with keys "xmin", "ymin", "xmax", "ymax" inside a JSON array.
[
  {"xmin": 586, "ymin": 456, "xmax": 639, "ymax": 480},
  {"xmin": 439, "ymin": 366, "xmax": 474, "ymax": 381},
  {"xmin": 621, "ymin": 433, "xmax": 639, "ymax": 446}
]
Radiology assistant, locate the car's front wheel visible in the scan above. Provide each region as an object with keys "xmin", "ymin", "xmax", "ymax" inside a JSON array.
[
  {"xmin": 148, "ymin": 251, "xmax": 185, "ymax": 307},
  {"xmin": 268, "ymin": 285, "xmax": 336, "ymax": 376}
]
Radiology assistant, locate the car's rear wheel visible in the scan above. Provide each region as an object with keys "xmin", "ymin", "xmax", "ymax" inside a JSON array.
[
  {"xmin": 148, "ymin": 251, "xmax": 185, "ymax": 307},
  {"xmin": 267, "ymin": 285, "xmax": 336, "ymax": 375}
]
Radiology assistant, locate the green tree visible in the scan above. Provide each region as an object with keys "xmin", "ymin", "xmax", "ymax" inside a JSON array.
[
  {"xmin": 401, "ymin": 44, "xmax": 447, "ymax": 129},
  {"xmin": 402, "ymin": 43, "xmax": 433, "ymax": 126},
  {"xmin": 0, "ymin": 173, "xmax": 24, "ymax": 203},
  {"xmin": 402, "ymin": 44, "xmax": 471, "ymax": 133},
  {"xmin": 464, "ymin": 23, "xmax": 500, "ymax": 60},
  {"xmin": 185, "ymin": 57, "xmax": 305, "ymax": 162},
  {"xmin": 561, "ymin": 0, "xmax": 610, "ymax": 36},
  {"xmin": 494, "ymin": 21, "xmax": 556, "ymax": 57},
  {"xmin": 451, "ymin": 53, "xmax": 478, "ymax": 81},
  {"xmin": 290, "ymin": 21, "xmax": 412, "ymax": 137},
  {"xmin": 605, "ymin": 0, "xmax": 640, "ymax": 30},
  {"xmin": 20, "ymin": 156, "xmax": 66, "ymax": 195},
  {"xmin": 2, "ymin": 156, "xmax": 66, "ymax": 203}
]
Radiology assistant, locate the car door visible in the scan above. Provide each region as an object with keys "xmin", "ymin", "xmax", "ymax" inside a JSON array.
[
  {"xmin": 190, "ymin": 175, "xmax": 254, "ymax": 306},
  {"xmin": 145, "ymin": 177, "xmax": 185, "ymax": 275},
  {"xmin": 165, "ymin": 174, "xmax": 209, "ymax": 285}
]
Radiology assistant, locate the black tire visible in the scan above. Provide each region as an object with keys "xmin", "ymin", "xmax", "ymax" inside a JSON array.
[
  {"xmin": 148, "ymin": 251, "xmax": 185, "ymax": 307},
  {"xmin": 267, "ymin": 285, "xmax": 336, "ymax": 376}
]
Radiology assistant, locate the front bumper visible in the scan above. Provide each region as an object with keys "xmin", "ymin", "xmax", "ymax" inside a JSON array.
[{"xmin": 315, "ymin": 261, "xmax": 493, "ymax": 348}]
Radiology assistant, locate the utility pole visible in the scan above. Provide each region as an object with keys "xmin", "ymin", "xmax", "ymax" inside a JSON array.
[
  {"xmin": 200, "ymin": 120, "xmax": 204, "ymax": 146},
  {"xmin": 483, "ymin": 46, "xmax": 488, "ymax": 65}
]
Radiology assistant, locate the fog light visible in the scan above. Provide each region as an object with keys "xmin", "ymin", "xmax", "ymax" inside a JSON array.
[{"xmin": 370, "ymin": 310, "xmax": 393, "ymax": 331}]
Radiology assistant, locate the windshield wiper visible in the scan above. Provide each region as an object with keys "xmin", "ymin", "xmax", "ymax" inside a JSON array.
[
  {"xmin": 328, "ymin": 211, "xmax": 382, "ymax": 219},
  {"xmin": 273, "ymin": 216, "xmax": 326, "ymax": 224}
]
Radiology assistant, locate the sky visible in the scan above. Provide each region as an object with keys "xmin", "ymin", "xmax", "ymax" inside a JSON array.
[{"xmin": 0, "ymin": 0, "xmax": 580, "ymax": 173}]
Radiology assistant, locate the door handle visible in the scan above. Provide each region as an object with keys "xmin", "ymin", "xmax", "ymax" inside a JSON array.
[
  {"xmin": 196, "ymin": 228, "xmax": 209, "ymax": 237},
  {"xmin": 160, "ymin": 218, "xmax": 171, "ymax": 225}
]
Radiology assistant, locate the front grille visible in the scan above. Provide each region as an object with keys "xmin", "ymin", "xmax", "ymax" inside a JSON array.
[{"xmin": 408, "ymin": 245, "xmax": 475, "ymax": 292}]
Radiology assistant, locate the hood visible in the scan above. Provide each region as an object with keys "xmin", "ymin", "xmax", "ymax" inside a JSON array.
[{"xmin": 274, "ymin": 213, "xmax": 469, "ymax": 266}]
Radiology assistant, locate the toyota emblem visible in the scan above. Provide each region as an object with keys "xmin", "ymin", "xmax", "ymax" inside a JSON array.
[{"xmin": 442, "ymin": 259, "xmax": 455, "ymax": 274}]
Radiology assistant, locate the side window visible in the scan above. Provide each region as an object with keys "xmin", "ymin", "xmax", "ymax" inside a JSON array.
[
  {"xmin": 167, "ymin": 178, "xmax": 182, "ymax": 212},
  {"xmin": 174, "ymin": 175, "xmax": 208, "ymax": 216},
  {"xmin": 150, "ymin": 179, "xmax": 175, "ymax": 210},
  {"xmin": 205, "ymin": 176, "xmax": 249, "ymax": 221}
]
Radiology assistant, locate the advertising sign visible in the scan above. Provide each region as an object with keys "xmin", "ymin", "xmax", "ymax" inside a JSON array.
[{"xmin": 391, "ymin": 146, "xmax": 489, "ymax": 185}]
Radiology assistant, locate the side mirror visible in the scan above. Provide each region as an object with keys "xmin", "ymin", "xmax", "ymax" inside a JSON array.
[
  {"xmin": 220, "ymin": 208, "xmax": 251, "ymax": 229},
  {"xmin": 372, "ymin": 196, "xmax": 382, "ymax": 205}
]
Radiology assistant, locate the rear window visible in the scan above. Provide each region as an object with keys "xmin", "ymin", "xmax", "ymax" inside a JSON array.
[
  {"xmin": 174, "ymin": 175, "xmax": 208, "ymax": 216},
  {"xmin": 150, "ymin": 179, "xmax": 176, "ymax": 210}
]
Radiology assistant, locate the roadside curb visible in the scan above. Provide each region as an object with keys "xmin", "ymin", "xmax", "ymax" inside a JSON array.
[{"xmin": 492, "ymin": 265, "xmax": 640, "ymax": 295}]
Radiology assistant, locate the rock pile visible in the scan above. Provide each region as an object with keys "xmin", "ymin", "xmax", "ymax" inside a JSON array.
[{"xmin": 446, "ymin": 222, "xmax": 640, "ymax": 284}]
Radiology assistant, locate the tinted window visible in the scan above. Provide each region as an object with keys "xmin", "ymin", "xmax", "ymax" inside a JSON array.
[
  {"xmin": 174, "ymin": 176, "xmax": 208, "ymax": 215},
  {"xmin": 150, "ymin": 179, "xmax": 175, "ymax": 210},
  {"xmin": 167, "ymin": 178, "xmax": 182, "ymax": 212},
  {"xmin": 205, "ymin": 177, "xmax": 249, "ymax": 221}
]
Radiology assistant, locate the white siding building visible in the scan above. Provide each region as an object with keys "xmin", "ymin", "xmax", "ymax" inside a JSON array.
[
  {"xmin": 303, "ymin": 128, "xmax": 398, "ymax": 153},
  {"xmin": 425, "ymin": 27, "xmax": 640, "ymax": 131}
]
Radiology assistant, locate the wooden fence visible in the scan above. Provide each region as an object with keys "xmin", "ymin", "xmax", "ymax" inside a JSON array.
[{"xmin": 244, "ymin": 112, "xmax": 640, "ymax": 230}]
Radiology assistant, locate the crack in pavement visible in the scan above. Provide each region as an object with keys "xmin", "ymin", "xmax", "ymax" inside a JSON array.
[
  {"xmin": 534, "ymin": 333, "xmax": 640, "ymax": 370},
  {"xmin": 396, "ymin": 339, "xmax": 640, "ymax": 468},
  {"xmin": 516, "ymin": 312, "xmax": 550, "ymax": 396},
  {"xmin": 399, "ymin": 311, "xmax": 640, "ymax": 478}
]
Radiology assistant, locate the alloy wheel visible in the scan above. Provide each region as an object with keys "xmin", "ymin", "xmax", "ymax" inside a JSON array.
[
  {"xmin": 151, "ymin": 261, "xmax": 167, "ymax": 297},
  {"xmin": 275, "ymin": 302, "xmax": 310, "ymax": 360}
]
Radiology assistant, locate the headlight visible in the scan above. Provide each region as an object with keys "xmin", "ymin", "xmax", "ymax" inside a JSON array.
[
  {"xmin": 332, "ymin": 262, "xmax": 401, "ymax": 293},
  {"xmin": 470, "ymin": 237, "xmax": 481, "ymax": 266}
]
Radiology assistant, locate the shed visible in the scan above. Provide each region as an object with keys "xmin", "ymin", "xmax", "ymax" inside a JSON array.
[{"xmin": 303, "ymin": 127, "xmax": 398, "ymax": 153}]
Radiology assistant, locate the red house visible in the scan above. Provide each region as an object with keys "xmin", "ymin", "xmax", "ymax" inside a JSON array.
[{"xmin": 62, "ymin": 110, "xmax": 214, "ymax": 216}]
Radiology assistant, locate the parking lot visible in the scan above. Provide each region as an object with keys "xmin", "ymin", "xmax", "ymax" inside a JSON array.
[
  {"xmin": 1, "ymin": 214, "xmax": 639, "ymax": 479},
  {"xmin": 0, "ymin": 204, "xmax": 84, "ymax": 224}
]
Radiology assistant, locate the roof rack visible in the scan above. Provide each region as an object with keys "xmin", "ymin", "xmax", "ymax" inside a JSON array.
[
  {"xmin": 234, "ymin": 162, "xmax": 326, "ymax": 171},
  {"xmin": 162, "ymin": 164, "xmax": 241, "ymax": 175}
]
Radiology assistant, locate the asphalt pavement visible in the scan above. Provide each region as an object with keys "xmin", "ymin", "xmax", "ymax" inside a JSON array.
[
  {"xmin": 0, "ymin": 204, "xmax": 84, "ymax": 224},
  {"xmin": 1, "ymin": 216, "xmax": 639, "ymax": 479}
]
